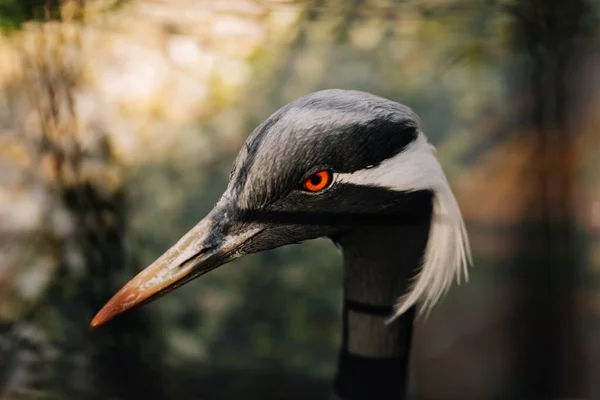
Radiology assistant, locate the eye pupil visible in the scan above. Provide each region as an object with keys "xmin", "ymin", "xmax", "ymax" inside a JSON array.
[{"xmin": 310, "ymin": 175, "xmax": 322, "ymax": 185}]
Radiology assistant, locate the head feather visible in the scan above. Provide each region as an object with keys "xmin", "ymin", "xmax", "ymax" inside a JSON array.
[{"xmin": 337, "ymin": 132, "xmax": 473, "ymax": 320}]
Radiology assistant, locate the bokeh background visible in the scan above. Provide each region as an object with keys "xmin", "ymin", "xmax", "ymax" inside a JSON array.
[{"xmin": 0, "ymin": 0, "xmax": 599, "ymax": 399}]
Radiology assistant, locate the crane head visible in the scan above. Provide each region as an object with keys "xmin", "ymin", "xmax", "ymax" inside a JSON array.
[{"xmin": 91, "ymin": 89, "xmax": 471, "ymax": 328}]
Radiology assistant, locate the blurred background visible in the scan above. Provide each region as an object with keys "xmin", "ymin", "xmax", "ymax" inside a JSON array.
[{"xmin": 0, "ymin": 0, "xmax": 598, "ymax": 399}]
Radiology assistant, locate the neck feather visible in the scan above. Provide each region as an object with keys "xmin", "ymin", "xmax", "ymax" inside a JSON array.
[{"xmin": 331, "ymin": 211, "xmax": 432, "ymax": 400}]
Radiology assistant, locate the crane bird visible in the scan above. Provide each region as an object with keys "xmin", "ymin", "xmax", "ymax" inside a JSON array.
[{"xmin": 91, "ymin": 89, "xmax": 472, "ymax": 400}]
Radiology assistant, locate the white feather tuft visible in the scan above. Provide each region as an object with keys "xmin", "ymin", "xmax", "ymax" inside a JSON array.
[{"xmin": 336, "ymin": 132, "xmax": 472, "ymax": 321}]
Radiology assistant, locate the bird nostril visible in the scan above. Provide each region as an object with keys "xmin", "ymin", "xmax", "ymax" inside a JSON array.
[{"xmin": 177, "ymin": 244, "xmax": 216, "ymax": 269}]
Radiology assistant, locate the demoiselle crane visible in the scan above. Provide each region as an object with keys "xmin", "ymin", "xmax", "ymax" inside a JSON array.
[{"xmin": 91, "ymin": 89, "xmax": 472, "ymax": 400}]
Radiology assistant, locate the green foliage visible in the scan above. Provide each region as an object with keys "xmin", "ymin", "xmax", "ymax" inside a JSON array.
[
  {"xmin": 0, "ymin": 0, "xmax": 27, "ymax": 31},
  {"xmin": 0, "ymin": 0, "xmax": 59, "ymax": 31}
]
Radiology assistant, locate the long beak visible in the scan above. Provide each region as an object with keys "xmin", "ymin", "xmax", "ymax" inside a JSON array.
[{"xmin": 90, "ymin": 213, "xmax": 262, "ymax": 328}]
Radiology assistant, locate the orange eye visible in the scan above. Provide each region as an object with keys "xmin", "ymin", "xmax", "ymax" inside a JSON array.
[{"xmin": 302, "ymin": 170, "xmax": 332, "ymax": 192}]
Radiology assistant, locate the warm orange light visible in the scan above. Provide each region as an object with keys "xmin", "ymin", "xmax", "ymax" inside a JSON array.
[{"xmin": 302, "ymin": 170, "xmax": 332, "ymax": 192}]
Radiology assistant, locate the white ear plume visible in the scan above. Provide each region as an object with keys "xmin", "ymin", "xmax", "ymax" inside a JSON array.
[{"xmin": 336, "ymin": 132, "xmax": 472, "ymax": 321}]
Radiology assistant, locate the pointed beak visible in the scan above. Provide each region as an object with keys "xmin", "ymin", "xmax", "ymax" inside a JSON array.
[{"xmin": 90, "ymin": 210, "xmax": 263, "ymax": 329}]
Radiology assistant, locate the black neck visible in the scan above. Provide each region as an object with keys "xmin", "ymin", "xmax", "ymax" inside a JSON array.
[{"xmin": 332, "ymin": 216, "xmax": 431, "ymax": 400}]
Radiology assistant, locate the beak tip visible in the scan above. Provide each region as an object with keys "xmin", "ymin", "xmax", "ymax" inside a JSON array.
[
  {"xmin": 88, "ymin": 284, "xmax": 151, "ymax": 330},
  {"xmin": 90, "ymin": 308, "xmax": 111, "ymax": 330}
]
